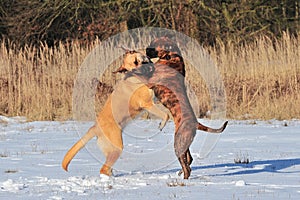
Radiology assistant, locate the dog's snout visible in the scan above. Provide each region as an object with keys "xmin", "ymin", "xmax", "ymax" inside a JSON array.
[
  {"xmin": 134, "ymin": 58, "xmax": 139, "ymax": 66},
  {"xmin": 146, "ymin": 47, "xmax": 158, "ymax": 58}
]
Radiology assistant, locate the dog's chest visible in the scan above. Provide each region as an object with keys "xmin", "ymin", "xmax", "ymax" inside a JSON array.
[{"xmin": 110, "ymin": 77, "xmax": 145, "ymax": 126}]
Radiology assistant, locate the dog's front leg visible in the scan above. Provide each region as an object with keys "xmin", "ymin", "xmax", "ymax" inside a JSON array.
[{"xmin": 146, "ymin": 105, "xmax": 169, "ymax": 130}]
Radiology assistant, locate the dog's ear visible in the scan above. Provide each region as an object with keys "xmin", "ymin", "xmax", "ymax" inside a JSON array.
[{"xmin": 120, "ymin": 46, "xmax": 137, "ymax": 54}]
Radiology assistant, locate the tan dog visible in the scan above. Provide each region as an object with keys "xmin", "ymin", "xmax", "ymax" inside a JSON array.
[
  {"xmin": 117, "ymin": 50, "xmax": 228, "ymax": 179},
  {"xmin": 62, "ymin": 50, "xmax": 169, "ymax": 176}
]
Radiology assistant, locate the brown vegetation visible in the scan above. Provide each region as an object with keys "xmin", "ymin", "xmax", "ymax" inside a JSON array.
[{"xmin": 0, "ymin": 33, "xmax": 299, "ymax": 121}]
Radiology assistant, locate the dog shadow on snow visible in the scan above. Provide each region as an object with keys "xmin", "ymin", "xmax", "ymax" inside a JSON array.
[
  {"xmin": 143, "ymin": 158, "xmax": 300, "ymax": 178},
  {"xmin": 191, "ymin": 158, "xmax": 300, "ymax": 176},
  {"xmin": 114, "ymin": 158, "xmax": 300, "ymax": 177}
]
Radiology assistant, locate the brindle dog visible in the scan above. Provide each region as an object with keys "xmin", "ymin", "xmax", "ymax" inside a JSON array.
[
  {"xmin": 126, "ymin": 61, "xmax": 228, "ymax": 179},
  {"xmin": 147, "ymin": 37, "xmax": 227, "ymax": 178}
]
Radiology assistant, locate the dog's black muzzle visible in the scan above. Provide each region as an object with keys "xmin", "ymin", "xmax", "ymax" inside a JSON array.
[{"xmin": 146, "ymin": 47, "xmax": 158, "ymax": 59}]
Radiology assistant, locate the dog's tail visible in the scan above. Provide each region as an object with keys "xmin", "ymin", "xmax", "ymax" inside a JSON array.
[
  {"xmin": 62, "ymin": 126, "xmax": 95, "ymax": 171},
  {"xmin": 197, "ymin": 121, "xmax": 228, "ymax": 133}
]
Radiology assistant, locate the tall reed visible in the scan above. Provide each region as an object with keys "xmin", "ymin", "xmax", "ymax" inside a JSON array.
[
  {"xmin": 0, "ymin": 32, "xmax": 299, "ymax": 120},
  {"xmin": 0, "ymin": 41, "xmax": 91, "ymax": 120},
  {"xmin": 210, "ymin": 32, "xmax": 300, "ymax": 119}
]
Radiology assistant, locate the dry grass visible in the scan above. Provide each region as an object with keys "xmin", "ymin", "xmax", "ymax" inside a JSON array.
[
  {"xmin": 0, "ymin": 41, "xmax": 92, "ymax": 120},
  {"xmin": 210, "ymin": 32, "xmax": 300, "ymax": 119},
  {"xmin": 0, "ymin": 32, "xmax": 299, "ymax": 121}
]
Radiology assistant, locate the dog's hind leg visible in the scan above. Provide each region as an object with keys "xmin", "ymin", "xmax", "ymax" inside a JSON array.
[
  {"xmin": 178, "ymin": 149, "xmax": 193, "ymax": 177},
  {"xmin": 99, "ymin": 150, "xmax": 122, "ymax": 176},
  {"xmin": 174, "ymin": 126, "xmax": 195, "ymax": 179},
  {"xmin": 186, "ymin": 149, "xmax": 193, "ymax": 166},
  {"xmin": 177, "ymin": 151, "xmax": 191, "ymax": 179},
  {"xmin": 97, "ymin": 128, "xmax": 123, "ymax": 176}
]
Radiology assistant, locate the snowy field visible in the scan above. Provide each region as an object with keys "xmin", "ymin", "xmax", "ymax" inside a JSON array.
[{"xmin": 0, "ymin": 115, "xmax": 300, "ymax": 199}]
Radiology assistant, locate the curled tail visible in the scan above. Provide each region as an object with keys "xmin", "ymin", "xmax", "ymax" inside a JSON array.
[
  {"xmin": 62, "ymin": 126, "xmax": 96, "ymax": 171},
  {"xmin": 197, "ymin": 121, "xmax": 228, "ymax": 133}
]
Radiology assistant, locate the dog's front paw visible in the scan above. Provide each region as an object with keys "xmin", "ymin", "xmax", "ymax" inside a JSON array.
[
  {"xmin": 158, "ymin": 115, "xmax": 169, "ymax": 131},
  {"xmin": 158, "ymin": 121, "xmax": 166, "ymax": 131}
]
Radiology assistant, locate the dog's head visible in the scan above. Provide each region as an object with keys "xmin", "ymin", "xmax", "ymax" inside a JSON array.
[
  {"xmin": 146, "ymin": 37, "xmax": 185, "ymax": 76},
  {"xmin": 114, "ymin": 49, "xmax": 155, "ymax": 78},
  {"xmin": 114, "ymin": 49, "xmax": 150, "ymax": 73},
  {"xmin": 146, "ymin": 37, "xmax": 182, "ymax": 60}
]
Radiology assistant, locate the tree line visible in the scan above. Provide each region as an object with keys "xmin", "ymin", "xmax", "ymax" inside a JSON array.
[{"xmin": 0, "ymin": 0, "xmax": 299, "ymax": 47}]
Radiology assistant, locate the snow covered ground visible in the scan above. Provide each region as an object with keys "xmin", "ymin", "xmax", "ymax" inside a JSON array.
[{"xmin": 0, "ymin": 115, "xmax": 300, "ymax": 199}]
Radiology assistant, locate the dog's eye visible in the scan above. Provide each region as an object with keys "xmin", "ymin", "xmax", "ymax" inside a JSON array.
[{"xmin": 164, "ymin": 45, "xmax": 173, "ymax": 51}]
